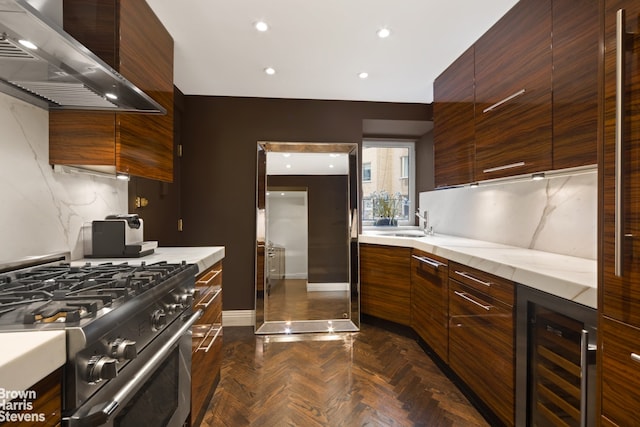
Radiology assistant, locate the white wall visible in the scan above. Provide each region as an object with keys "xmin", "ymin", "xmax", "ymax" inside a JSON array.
[
  {"xmin": 419, "ymin": 170, "xmax": 597, "ymax": 260},
  {"xmin": 0, "ymin": 92, "xmax": 128, "ymax": 262},
  {"xmin": 267, "ymin": 191, "xmax": 308, "ymax": 278}
]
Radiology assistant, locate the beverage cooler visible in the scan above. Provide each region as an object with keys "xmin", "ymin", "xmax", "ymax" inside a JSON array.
[{"xmin": 516, "ymin": 285, "xmax": 597, "ymax": 427}]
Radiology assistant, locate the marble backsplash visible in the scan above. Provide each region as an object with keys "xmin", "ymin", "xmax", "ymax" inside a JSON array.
[
  {"xmin": 419, "ymin": 170, "xmax": 597, "ymax": 260},
  {"xmin": 0, "ymin": 92, "xmax": 127, "ymax": 263}
]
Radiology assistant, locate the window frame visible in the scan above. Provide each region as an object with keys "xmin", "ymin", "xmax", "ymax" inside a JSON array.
[{"xmin": 361, "ymin": 139, "xmax": 416, "ymax": 227}]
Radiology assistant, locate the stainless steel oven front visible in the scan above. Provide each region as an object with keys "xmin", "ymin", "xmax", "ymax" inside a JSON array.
[{"xmin": 64, "ymin": 310, "xmax": 202, "ymax": 427}]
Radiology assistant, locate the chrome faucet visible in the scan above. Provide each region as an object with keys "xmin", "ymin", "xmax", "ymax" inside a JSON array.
[{"xmin": 415, "ymin": 210, "xmax": 434, "ymax": 235}]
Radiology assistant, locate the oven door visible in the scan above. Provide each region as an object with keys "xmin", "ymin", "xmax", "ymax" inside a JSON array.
[{"xmin": 64, "ymin": 310, "xmax": 202, "ymax": 427}]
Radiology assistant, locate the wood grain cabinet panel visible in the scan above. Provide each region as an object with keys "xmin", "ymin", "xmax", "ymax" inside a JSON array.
[
  {"xmin": 7, "ymin": 369, "xmax": 62, "ymax": 427},
  {"xmin": 600, "ymin": 317, "xmax": 640, "ymax": 426},
  {"xmin": 449, "ymin": 269, "xmax": 515, "ymax": 426},
  {"xmin": 191, "ymin": 261, "xmax": 223, "ymax": 427},
  {"xmin": 49, "ymin": 0, "xmax": 175, "ymax": 182},
  {"xmin": 599, "ymin": 0, "xmax": 640, "ymax": 425},
  {"xmin": 410, "ymin": 249, "xmax": 449, "ymax": 363},
  {"xmin": 600, "ymin": 0, "xmax": 640, "ymax": 326},
  {"xmin": 551, "ymin": 0, "xmax": 599, "ymax": 169},
  {"xmin": 360, "ymin": 244, "xmax": 411, "ymax": 326},
  {"xmin": 433, "ymin": 46, "xmax": 475, "ymax": 188},
  {"xmin": 474, "ymin": 0, "xmax": 552, "ymax": 181}
]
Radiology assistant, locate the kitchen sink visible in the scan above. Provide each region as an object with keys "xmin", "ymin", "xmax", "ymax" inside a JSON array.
[{"xmin": 390, "ymin": 232, "xmax": 426, "ymax": 238}]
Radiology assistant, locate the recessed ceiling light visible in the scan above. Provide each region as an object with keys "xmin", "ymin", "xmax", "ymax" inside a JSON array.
[
  {"xmin": 329, "ymin": 164, "xmax": 334, "ymax": 168},
  {"xmin": 377, "ymin": 28, "xmax": 391, "ymax": 38},
  {"xmin": 254, "ymin": 21, "xmax": 269, "ymax": 32},
  {"xmin": 264, "ymin": 67, "xmax": 276, "ymax": 75},
  {"xmin": 282, "ymin": 153, "xmax": 291, "ymax": 157},
  {"xmin": 285, "ymin": 164, "xmax": 291, "ymax": 168},
  {"xmin": 358, "ymin": 72, "xmax": 369, "ymax": 79},
  {"xmin": 18, "ymin": 39, "xmax": 37, "ymax": 50}
]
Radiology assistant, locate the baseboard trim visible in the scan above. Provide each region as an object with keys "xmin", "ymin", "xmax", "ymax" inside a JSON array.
[
  {"xmin": 222, "ymin": 310, "xmax": 255, "ymax": 327},
  {"xmin": 306, "ymin": 282, "xmax": 350, "ymax": 292}
]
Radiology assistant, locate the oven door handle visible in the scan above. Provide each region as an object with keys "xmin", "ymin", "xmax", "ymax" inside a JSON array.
[{"xmin": 67, "ymin": 309, "xmax": 203, "ymax": 427}]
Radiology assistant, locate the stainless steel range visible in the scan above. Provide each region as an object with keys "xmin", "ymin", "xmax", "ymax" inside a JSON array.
[{"xmin": 0, "ymin": 253, "xmax": 201, "ymax": 427}]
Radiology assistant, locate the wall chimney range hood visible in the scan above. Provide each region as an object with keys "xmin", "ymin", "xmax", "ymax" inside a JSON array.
[{"xmin": 0, "ymin": 0, "xmax": 166, "ymax": 113}]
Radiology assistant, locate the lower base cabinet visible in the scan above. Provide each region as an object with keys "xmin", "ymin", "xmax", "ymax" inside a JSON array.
[
  {"xmin": 448, "ymin": 263, "xmax": 515, "ymax": 426},
  {"xmin": 410, "ymin": 249, "xmax": 449, "ymax": 363},
  {"xmin": 360, "ymin": 244, "xmax": 411, "ymax": 326},
  {"xmin": 190, "ymin": 261, "xmax": 223, "ymax": 427},
  {"xmin": 360, "ymin": 244, "xmax": 516, "ymax": 425},
  {"xmin": 600, "ymin": 317, "xmax": 640, "ymax": 426}
]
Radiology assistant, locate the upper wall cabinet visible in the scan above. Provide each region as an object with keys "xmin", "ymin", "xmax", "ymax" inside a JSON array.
[
  {"xmin": 474, "ymin": 0, "xmax": 552, "ymax": 181},
  {"xmin": 433, "ymin": 0, "xmax": 599, "ymax": 185},
  {"xmin": 49, "ymin": 0, "xmax": 175, "ymax": 182},
  {"xmin": 551, "ymin": 0, "xmax": 599, "ymax": 169},
  {"xmin": 433, "ymin": 46, "xmax": 475, "ymax": 188}
]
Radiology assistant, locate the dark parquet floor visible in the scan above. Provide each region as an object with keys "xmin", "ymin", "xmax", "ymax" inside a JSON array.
[{"xmin": 200, "ymin": 324, "xmax": 489, "ymax": 427}]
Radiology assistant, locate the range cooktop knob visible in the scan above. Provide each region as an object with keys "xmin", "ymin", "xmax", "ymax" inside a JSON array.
[
  {"xmin": 151, "ymin": 309, "xmax": 166, "ymax": 330},
  {"xmin": 87, "ymin": 356, "xmax": 118, "ymax": 383},
  {"xmin": 175, "ymin": 293, "xmax": 193, "ymax": 308},
  {"xmin": 110, "ymin": 338, "xmax": 137, "ymax": 361}
]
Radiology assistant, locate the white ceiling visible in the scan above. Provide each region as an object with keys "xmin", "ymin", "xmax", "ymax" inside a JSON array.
[{"xmin": 145, "ymin": 0, "xmax": 519, "ymax": 104}]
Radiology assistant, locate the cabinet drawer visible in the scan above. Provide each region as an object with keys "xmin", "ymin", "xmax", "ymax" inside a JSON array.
[
  {"xmin": 449, "ymin": 262, "xmax": 514, "ymax": 306},
  {"xmin": 196, "ymin": 262, "xmax": 223, "ymax": 287},
  {"xmin": 449, "ymin": 279, "xmax": 515, "ymax": 426},
  {"xmin": 193, "ymin": 286, "xmax": 222, "ymax": 326},
  {"xmin": 191, "ymin": 322, "xmax": 223, "ymax": 426},
  {"xmin": 601, "ymin": 317, "xmax": 640, "ymax": 426}
]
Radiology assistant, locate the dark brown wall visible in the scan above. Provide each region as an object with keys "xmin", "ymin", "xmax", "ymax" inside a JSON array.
[
  {"xmin": 269, "ymin": 175, "xmax": 349, "ymax": 283},
  {"xmin": 180, "ymin": 96, "xmax": 431, "ymax": 311}
]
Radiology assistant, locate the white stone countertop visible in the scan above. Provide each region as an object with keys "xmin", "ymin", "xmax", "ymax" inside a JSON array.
[
  {"xmin": 1, "ymin": 246, "xmax": 225, "ymax": 396},
  {"xmin": 73, "ymin": 246, "xmax": 225, "ymax": 274},
  {"xmin": 0, "ymin": 330, "xmax": 65, "ymax": 396},
  {"xmin": 359, "ymin": 231, "xmax": 597, "ymax": 309}
]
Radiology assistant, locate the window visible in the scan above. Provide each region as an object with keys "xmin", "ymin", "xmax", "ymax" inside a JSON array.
[
  {"xmin": 361, "ymin": 140, "xmax": 415, "ymax": 226},
  {"xmin": 362, "ymin": 162, "xmax": 372, "ymax": 182}
]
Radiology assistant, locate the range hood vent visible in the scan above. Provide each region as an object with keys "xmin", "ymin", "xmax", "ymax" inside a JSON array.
[{"xmin": 0, "ymin": 0, "xmax": 166, "ymax": 113}]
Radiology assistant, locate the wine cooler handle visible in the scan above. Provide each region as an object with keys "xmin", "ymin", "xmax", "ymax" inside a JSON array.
[{"xmin": 580, "ymin": 329, "xmax": 596, "ymax": 427}]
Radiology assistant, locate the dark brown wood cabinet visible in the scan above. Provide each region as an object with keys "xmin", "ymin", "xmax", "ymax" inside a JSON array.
[
  {"xmin": 191, "ymin": 261, "xmax": 223, "ymax": 427},
  {"xmin": 551, "ymin": 0, "xmax": 599, "ymax": 169},
  {"xmin": 433, "ymin": 46, "xmax": 475, "ymax": 188},
  {"xmin": 474, "ymin": 0, "xmax": 552, "ymax": 181},
  {"xmin": 410, "ymin": 249, "xmax": 449, "ymax": 363},
  {"xmin": 7, "ymin": 369, "xmax": 62, "ymax": 427},
  {"xmin": 49, "ymin": 0, "xmax": 175, "ymax": 182},
  {"xmin": 599, "ymin": 0, "xmax": 640, "ymax": 425},
  {"xmin": 448, "ymin": 262, "xmax": 515, "ymax": 426},
  {"xmin": 360, "ymin": 244, "xmax": 411, "ymax": 326}
]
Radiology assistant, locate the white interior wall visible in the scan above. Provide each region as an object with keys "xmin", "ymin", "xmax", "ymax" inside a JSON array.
[{"xmin": 267, "ymin": 191, "xmax": 308, "ymax": 278}]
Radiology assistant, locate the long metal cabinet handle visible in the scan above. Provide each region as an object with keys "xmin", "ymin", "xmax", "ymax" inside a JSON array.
[
  {"xmin": 454, "ymin": 271, "xmax": 492, "ymax": 287},
  {"xmin": 454, "ymin": 291, "xmax": 491, "ymax": 311},
  {"xmin": 482, "ymin": 161, "xmax": 526, "ymax": 174},
  {"xmin": 412, "ymin": 254, "xmax": 447, "ymax": 269},
  {"xmin": 196, "ymin": 288, "xmax": 221, "ymax": 309},
  {"xmin": 482, "ymin": 88, "xmax": 526, "ymax": 113},
  {"xmin": 615, "ymin": 9, "xmax": 626, "ymax": 277},
  {"xmin": 196, "ymin": 324, "xmax": 223, "ymax": 352},
  {"xmin": 66, "ymin": 310, "xmax": 203, "ymax": 426},
  {"xmin": 196, "ymin": 269, "xmax": 221, "ymax": 286}
]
